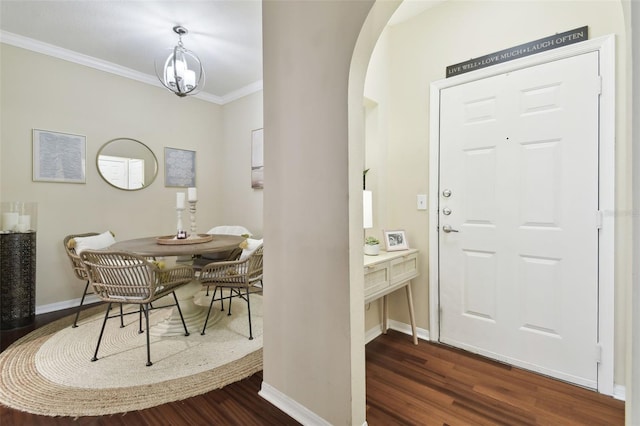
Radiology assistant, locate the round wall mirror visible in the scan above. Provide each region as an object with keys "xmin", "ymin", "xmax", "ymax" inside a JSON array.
[{"xmin": 96, "ymin": 138, "xmax": 158, "ymax": 190}]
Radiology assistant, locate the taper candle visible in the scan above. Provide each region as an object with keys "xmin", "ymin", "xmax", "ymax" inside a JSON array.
[
  {"xmin": 176, "ymin": 192, "xmax": 185, "ymax": 209},
  {"xmin": 187, "ymin": 187, "xmax": 197, "ymax": 202}
]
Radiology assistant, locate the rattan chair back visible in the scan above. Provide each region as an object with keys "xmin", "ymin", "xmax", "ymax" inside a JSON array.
[
  {"xmin": 80, "ymin": 250, "xmax": 194, "ymax": 304},
  {"xmin": 63, "ymin": 232, "xmax": 99, "ymax": 281}
]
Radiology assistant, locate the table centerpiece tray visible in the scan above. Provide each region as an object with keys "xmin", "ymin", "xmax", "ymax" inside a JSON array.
[{"xmin": 156, "ymin": 234, "xmax": 214, "ymax": 245}]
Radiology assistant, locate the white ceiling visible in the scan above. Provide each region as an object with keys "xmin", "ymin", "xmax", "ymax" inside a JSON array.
[
  {"xmin": 0, "ymin": 1, "xmax": 263, "ymax": 104},
  {"xmin": 0, "ymin": 1, "xmax": 438, "ymax": 105}
]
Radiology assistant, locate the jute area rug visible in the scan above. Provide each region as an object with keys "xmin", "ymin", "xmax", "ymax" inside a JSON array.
[{"xmin": 0, "ymin": 292, "xmax": 263, "ymax": 417}]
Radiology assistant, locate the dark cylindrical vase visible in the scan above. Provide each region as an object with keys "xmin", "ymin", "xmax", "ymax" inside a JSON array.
[{"xmin": 0, "ymin": 232, "xmax": 37, "ymax": 330}]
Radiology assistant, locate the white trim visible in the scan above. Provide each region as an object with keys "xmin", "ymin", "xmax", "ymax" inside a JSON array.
[
  {"xmin": 613, "ymin": 384, "xmax": 626, "ymax": 401},
  {"xmin": 428, "ymin": 35, "xmax": 616, "ymax": 396},
  {"xmin": 35, "ymin": 294, "xmax": 100, "ymax": 315},
  {"xmin": 0, "ymin": 30, "xmax": 262, "ymax": 105},
  {"xmin": 365, "ymin": 321, "xmax": 430, "ymax": 344},
  {"xmin": 259, "ymin": 382, "xmax": 334, "ymax": 426},
  {"xmin": 387, "ymin": 319, "xmax": 430, "ymax": 342},
  {"xmin": 365, "ymin": 325, "xmax": 383, "ymax": 344},
  {"xmin": 220, "ymin": 80, "xmax": 264, "ymax": 104}
]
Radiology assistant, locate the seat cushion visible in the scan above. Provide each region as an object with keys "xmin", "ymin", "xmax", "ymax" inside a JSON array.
[{"xmin": 239, "ymin": 238, "xmax": 263, "ymax": 261}]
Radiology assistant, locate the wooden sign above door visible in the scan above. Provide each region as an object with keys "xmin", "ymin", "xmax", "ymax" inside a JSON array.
[{"xmin": 445, "ymin": 26, "xmax": 588, "ymax": 78}]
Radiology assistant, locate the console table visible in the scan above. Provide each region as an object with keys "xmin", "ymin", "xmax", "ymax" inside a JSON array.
[{"xmin": 364, "ymin": 248, "xmax": 419, "ymax": 344}]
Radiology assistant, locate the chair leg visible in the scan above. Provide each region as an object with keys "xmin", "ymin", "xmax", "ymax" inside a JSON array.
[
  {"xmin": 144, "ymin": 303, "xmax": 152, "ymax": 367},
  {"xmin": 91, "ymin": 302, "xmax": 112, "ymax": 362},
  {"xmin": 219, "ymin": 287, "xmax": 225, "ymax": 311},
  {"xmin": 201, "ymin": 287, "xmax": 219, "ymax": 335},
  {"xmin": 172, "ymin": 291, "xmax": 190, "ymax": 337},
  {"xmin": 138, "ymin": 306, "xmax": 144, "ymax": 333},
  {"xmin": 246, "ymin": 287, "xmax": 253, "ymax": 340},
  {"xmin": 227, "ymin": 288, "xmax": 233, "ymax": 316},
  {"xmin": 120, "ymin": 303, "xmax": 125, "ymax": 328},
  {"xmin": 72, "ymin": 280, "xmax": 91, "ymax": 328}
]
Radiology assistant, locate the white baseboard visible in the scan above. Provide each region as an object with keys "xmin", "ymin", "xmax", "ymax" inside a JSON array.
[
  {"xmin": 259, "ymin": 382, "xmax": 333, "ymax": 426},
  {"xmin": 35, "ymin": 294, "xmax": 100, "ymax": 315},
  {"xmin": 365, "ymin": 325, "xmax": 383, "ymax": 343},
  {"xmin": 365, "ymin": 320, "xmax": 430, "ymax": 344},
  {"xmin": 613, "ymin": 384, "xmax": 626, "ymax": 401}
]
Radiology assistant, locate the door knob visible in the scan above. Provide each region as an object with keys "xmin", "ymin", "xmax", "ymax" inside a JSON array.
[
  {"xmin": 442, "ymin": 224, "xmax": 459, "ymax": 233},
  {"xmin": 442, "ymin": 189, "xmax": 452, "ymax": 198}
]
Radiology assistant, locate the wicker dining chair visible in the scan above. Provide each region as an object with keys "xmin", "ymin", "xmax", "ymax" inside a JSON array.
[
  {"xmin": 198, "ymin": 244, "xmax": 263, "ymax": 340},
  {"xmin": 79, "ymin": 249, "xmax": 194, "ymax": 366},
  {"xmin": 63, "ymin": 232, "xmax": 126, "ymax": 328},
  {"xmin": 192, "ymin": 225, "xmax": 250, "ymax": 270}
]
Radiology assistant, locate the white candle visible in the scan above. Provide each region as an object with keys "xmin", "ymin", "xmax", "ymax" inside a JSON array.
[
  {"xmin": 2, "ymin": 212, "xmax": 18, "ymax": 231},
  {"xmin": 176, "ymin": 192, "xmax": 185, "ymax": 209},
  {"xmin": 18, "ymin": 215, "xmax": 30, "ymax": 230},
  {"xmin": 188, "ymin": 187, "xmax": 197, "ymax": 202}
]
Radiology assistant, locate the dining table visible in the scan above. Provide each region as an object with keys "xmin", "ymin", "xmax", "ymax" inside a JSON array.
[{"xmin": 110, "ymin": 234, "xmax": 245, "ymax": 337}]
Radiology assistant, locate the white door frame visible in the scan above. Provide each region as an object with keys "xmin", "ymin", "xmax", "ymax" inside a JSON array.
[{"xmin": 428, "ymin": 35, "xmax": 616, "ymax": 395}]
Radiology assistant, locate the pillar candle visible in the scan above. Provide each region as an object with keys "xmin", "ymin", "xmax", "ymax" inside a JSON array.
[
  {"xmin": 176, "ymin": 192, "xmax": 185, "ymax": 209},
  {"xmin": 18, "ymin": 215, "xmax": 30, "ymax": 230},
  {"xmin": 2, "ymin": 212, "xmax": 18, "ymax": 231},
  {"xmin": 187, "ymin": 187, "xmax": 197, "ymax": 202}
]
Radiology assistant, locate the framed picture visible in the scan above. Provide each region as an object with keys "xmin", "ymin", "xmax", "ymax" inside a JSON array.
[
  {"xmin": 32, "ymin": 129, "xmax": 86, "ymax": 183},
  {"xmin": 383, "ymin": 229, "xmax": 409, "ymax": 251},
  {"xmin": 251, "ymin": 128, "xmax": 264, "ymax": 189},
  {"xmin": 164, "ymin": 147, "xmax": 195, "ymax": 187}
]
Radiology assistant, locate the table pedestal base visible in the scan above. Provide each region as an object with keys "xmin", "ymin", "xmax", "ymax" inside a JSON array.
[{"xmin": 150, "ymin": 280, "xmax": 222, "ymax": 337}]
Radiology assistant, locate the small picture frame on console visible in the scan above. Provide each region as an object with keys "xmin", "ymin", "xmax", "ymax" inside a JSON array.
[{"xmin": 383, "ymin": 229, "xmax": 409, "ymax": 251}]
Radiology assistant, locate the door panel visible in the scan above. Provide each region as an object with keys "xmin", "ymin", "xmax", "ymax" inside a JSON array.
[{"xmin": 439, "ymin": 52, "xmax": 600, "ymax": 388}]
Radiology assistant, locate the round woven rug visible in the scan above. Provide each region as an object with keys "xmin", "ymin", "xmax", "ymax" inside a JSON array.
[{"xmin": 0, "ymin": 292, "xmax": 263, "ymax": 417}]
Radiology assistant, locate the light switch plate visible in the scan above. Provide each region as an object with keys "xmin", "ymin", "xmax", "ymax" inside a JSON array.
[{"xmin": 417, "ymin": 194, "xmax": 427, "ymax": 210}]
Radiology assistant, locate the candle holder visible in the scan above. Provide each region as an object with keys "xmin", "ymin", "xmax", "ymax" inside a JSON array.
[
  {"xmin": 188, "ymin": 200, "xmax": 197, "ymax": 238},
  {"xmin": 176, "ymin": 207, "xmax": 187, "ymax": 239}
]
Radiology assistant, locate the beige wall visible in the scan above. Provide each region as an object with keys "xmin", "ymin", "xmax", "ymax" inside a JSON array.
[
  {"xmin": 0, "ymin": 44, "xmax": 261, "ymax": 310},
  {"xmin": 221, "ymin": 91, "xmax": 264, "ymax": 237},
  {"xmin": 261, "ymin": 0, "xmax": 395, "ymax": 423},
  {"xmin": 364, "ymin": 0, "xmax": 629, "ymax": 386}
]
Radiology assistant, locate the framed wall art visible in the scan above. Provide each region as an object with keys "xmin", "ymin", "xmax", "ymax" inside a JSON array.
[
  {"xmin": 32, "ymin": 129, "xmax": 86, "ymax": 183},
  {"xmin": 164, "ymin": 147, "xmax": 196, "ymax": 187},
  {"xmin": 251, "ymin": 128, "xmax": 264, "ymax": 189},
  {"xmin": 383, "ymin": 229, "xmax": 409, "ymax": 251}
]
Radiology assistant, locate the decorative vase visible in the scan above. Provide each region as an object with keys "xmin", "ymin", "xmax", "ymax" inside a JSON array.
[{"xmin": 364, "ymin": 244, "xmax": 380, "ymax": 256}]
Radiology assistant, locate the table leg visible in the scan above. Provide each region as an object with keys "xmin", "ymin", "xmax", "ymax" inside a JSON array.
[
  {"xmin": 150, "ymin": 279, "xmax": 223, "ymax": 337},
  {"xmin": 405, "ymin": 283, "xmax": 418, "ymax": 345},
  {"xmin": 382, "ymin": 295, "xmax": 388, "ymax": 334}
]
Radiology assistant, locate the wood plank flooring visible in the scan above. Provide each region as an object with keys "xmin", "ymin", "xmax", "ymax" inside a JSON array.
[
  {"xmin": 365, "ymin": 330, "xmax": 624, "ymax": 425},
  {"xmin": 1, "ymin": 307, "xmax": 625, "ymax": 425}
]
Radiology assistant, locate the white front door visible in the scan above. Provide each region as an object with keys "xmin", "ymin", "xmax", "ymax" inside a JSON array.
[{"xmin": 438, "ymin": 52, "xmax": 601, "ymax": 388}]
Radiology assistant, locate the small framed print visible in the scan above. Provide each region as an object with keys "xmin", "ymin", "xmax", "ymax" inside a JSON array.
[
  {"xmin": 383, "ymin": 229, "xmax": 409, "ymax": 251},
  {"xmin": 164, "ymin": 147, "xmax": 196, "ymax": 187},
  {"xmin": 251, "ymin": 128, "xmax": 264, "ymax": 189},
  {"xmin": 32, "ymin": 129, "xmax": 86, "ymax": 183}
]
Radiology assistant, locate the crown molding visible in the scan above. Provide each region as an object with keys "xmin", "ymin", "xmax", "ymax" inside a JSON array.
[
  {"xmin": 0, "ymin": 30, "xmax": 262, "ymax": 105},
  {"xmin": 220, "ymin": 80, "xmax": 263, "ymax": 104}
]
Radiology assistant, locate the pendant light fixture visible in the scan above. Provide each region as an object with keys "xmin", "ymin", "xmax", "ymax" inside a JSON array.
[{"xmin": 155, "ymin": 26, "xmax": 205, "ymax": 97}]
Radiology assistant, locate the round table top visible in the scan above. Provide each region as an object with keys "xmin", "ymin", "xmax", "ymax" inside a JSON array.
[{"xmin": 110, "ymin": 234, "xmax": 244, "ymax": 257}]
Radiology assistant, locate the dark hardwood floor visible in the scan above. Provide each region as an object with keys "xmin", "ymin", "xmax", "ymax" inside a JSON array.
[
  {"xmin": 366, "ymin": 330, "xmax": 624, "ymax": 425},
  {"xmin": 1, "ymin": 307, "xmax": 625, "ymax": 425}
]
